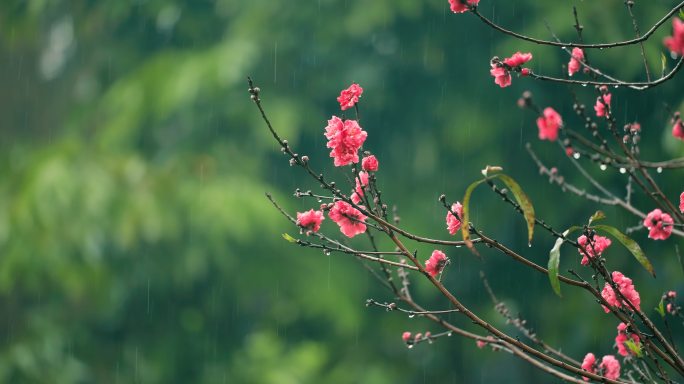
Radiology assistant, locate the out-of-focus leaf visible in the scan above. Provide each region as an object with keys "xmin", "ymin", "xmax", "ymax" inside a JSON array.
[
  {"xmin": 588, "ymin": 211, "xmax": 606, "ymax": 225},
  {"xmin": 680, "ymin": 8, "xmax": 684, "ymax": 20},
  {"xmin": 662, "ymin": 52, "xmax": 668, "ymax": 76},
  {"xmin": 493, "ymin": 174, "xmax": 535, "ymax": 245},
  {"xmin": 677, "ymin": 245, "xmax": 684, "ymax": 277},
  {"xmin": 625, "ymin": 339, "xmax": 642, "ymax": 358},
  {"xmin": 283, "ymin": 233, "xmax": 296, "ymax": 242},
  {"xmin": 656, "ymin": 297, "xmax": 665, "ymax": 317},
  {"xmin": 548, "ymin": 227, "xmax": 580, "ymax": 298},
  {"xmin": 592, "ymin": 225, "xmax": 655, "ymax": 277},
  {"xmin": 461, "ymin": 179, "xmax": 485, "ymax": 260}
]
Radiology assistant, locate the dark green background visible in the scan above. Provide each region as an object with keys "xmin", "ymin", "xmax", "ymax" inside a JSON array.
[{"xmin": 0, "ymin": 0, "xmax": 682, "ymax": 382}]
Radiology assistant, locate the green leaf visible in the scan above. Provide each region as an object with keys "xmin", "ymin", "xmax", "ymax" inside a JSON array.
[
  {"xmin": 592, "ymin": 225, "xmax": 655, "ymax": 277},
  {"xmin": 625, "ymin": 339, "xmax": 642, "ymax": 358},
  {"xmin": 588, "ymin": 211, "xmax": 606, "ymax": 225},
  {"xmin": 461, "ymin": 179, "xmax": 486, "ymax": 260},
  {"xmin": 548, "ymin": 227, "xmax": 581, "ymax": 298},
  {"xmin": 662, "ymin": 52, "xmax": 667, "ymax": 75},
  {"xmin": 677, "ymin": 245, "xmax": 684, "ymax": 277},
  {"xmin": 656, "ymin": 297, "xmax": 665, "ymax": 317},
  {"xmin": 680, "ymin": 8, "xmax": 684, "ymax": 20},
  {"xmin": 493, "ymin": 175, "xmax": 535, "ymax": 245},
  {"xmin": 282, "ymin": 233, "xmax": 296, "ymax": 242}
]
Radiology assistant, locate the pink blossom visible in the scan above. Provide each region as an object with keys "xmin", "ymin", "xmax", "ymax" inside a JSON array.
[
  {"xmin": 424, "ymin": 332, "xmax": 431, "ymax": 338},
  {"xmin": 630, "ymin": 123, "xmax": 641, "ymax": 132},
  {"xmin": 680, "ymin": 192, "xmax": 684, "ymax": 213},
  {"xmin": 602, "ymin": 271, "xmax": 641, "ymax": 313},
  {"xmin": 668, "ymin": 291, "xmax": 677, "ymax": 299},
  {"xmin": 674, "ymin": 119, "xmax": 684, "ymax": 140},
  {"xmin": 449, "ymin": 0, "xmax": 479, "ymax": 13},
  {"xmin": 337, "ymin": 83, "xmax": 363, "ymax": 110},
  {"xmin": 566, "ymin": 147, "xmax": 574, "ymax": 156},
  {"xmin": 477, "ymin": 340, "xmax": 486, "ymax": 349},
  {"xmin": 615, "ymin": 323, "xmax": 640, "ymax": 357},
  {"xmin": 581, "ymin": 353, "xmax": 596, "ymax": 381},
  {"xmin": 568, "ymin": 47, "xmax": 585, "ymax": 76},
  {"xmin": 577, "ymin": 235, "xmax": 612, "ymax": 266},
  {"xmin": 664, "ymin": 18, "xmax": 684, "ymax": 56},
  {"xmin": 536, "ymin": 107, "xmax": 562, "ymax": 141},
  {"xmin": 351, "ymin": 171, "xmax": 369, "ymax": 204},
  {"xmin": 600, "ymin": 355, "xmax": 620, "ymax": 380},
  {"xmin": 446, "ymin": 202, "xmax": 463, "ymax": 235},
  {"xmin": 643, "ymin": 209, "xmax": 674, "ymax": 240},
  {"xmin": 490, "ymin": 66, "xmax": 511, "ymax": 88},
  {"xmin": 414, "ymin": 333, "xmax": 422, "ymax": 340},
  {"xmin": 362, "ymin": 155, "xmax": 378, "ymax": 171},
  {"xmin": 297, "ymin": 209, "xmax": 325, "ymax": 232},
  {"xmin": 328, "ymin": 201, "xmax": 367, "ymax": 238},
  {"xmin": 325, "ymin": 116, "xmax": 367, "ymax": 166},
  {"xmin": 425, "ymin": 250, "xmax": 448, "ymax": 277},
  {"xmin": 402, "ymin": 332, "xmax": 412, "ymax": 342},
  {"xmin": 520, "ymin": 68, "xmax": 530, "ymax": 76},
  {"xmin": 503, "ymin": 52, "xmax": 533, "ymax": 68},
  {"xmin": 668, "ymin": 303, "xmax": 675, "ymax": 314},
  {"xmin": 595, "ymin": 94, "xmax": 612, "ymax": 117}
]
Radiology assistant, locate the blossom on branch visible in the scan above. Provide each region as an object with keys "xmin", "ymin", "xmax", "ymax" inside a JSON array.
[
  {"xmin": 600, "ymin": 355, "xmax": 620, "ymax": 380},
  {"xmin": 664, "ymin": 18, "xmax": 684, "ymax": 56},
  {"xmin": 490, "ymin": 53, "xmax": 532, "ymax": 88},
  {"xmin": 449, "ymin": 0, "xmax": 479, "ymax": 14},
  {"xmin": 351, "ymin": 171, "xmax": 369, "ymax": 204},
  {"xmin": 673, "ymin": 119, "xmax": 684, "ymax": 140},
  {"xmin": 337, "ymin": 83, "xmax": 363, "ymax": 110},
  {"xmin": 329, "ymin": 200, "xmax": 367, "ymax": 238},
  {"xmin": 680, "ymin": 192, "xmax": 684, "ymax": 213},
  {"xmin": 425, "ymin": 250, "xmax": 448, "ymax": 276},
  {"xmin": 297, "ymin": 209, "xmax": 325, "ymax": 232},
  {"xmin": 643, "ymin": 209, "xmax": 673, "ymax": 240},
  {"xmin": 594, "ymin": 94, "xmax": 611, "ymax": 117},
  {"xmin": 568, "ymin": 47, "xmax": 585, "ymax": 76},
  {"xmin": 536, "ymin": 107, "xmax": 562, "ymax": 141},
  {"xmin": 477, "ymin": 340, "xmax": 486, "ymax": 349},
  {"xmin": 577, "ymin": 234, "xmax": 611, "ymax": 266},
  {"xmin": 581, "ymin": 353, "xmax": 596, "ymax": 381},
  {"xmin": 667, "ymin": 291, "xmax": 677, "ymax": 300},
  {"xmin": 325, "ymin": 116, "xmax": 367, "ymax": 166},
  {"xmin": 446, "ymin": 202, "xmax": 463, "ymax": 234},
  {"xmin": 601, "ymin": 272, "xmax": 641, "ymax": 313},
  {"xmin": 490, "ymin": 66, "xmax": 512, "ymax": 87},
  {"xmin": 362, "ymin": 155, "xmax": 378, "ymax": 171},
  {"xmin": 402, "ymin": 332, "xmax": 412, "ymax": 342},
  {"xmin": 668, "ymin": 303, "xmax": 676, "ymax": 314},
  {"xmin": 504, "ymin": 52, "xmax": 533, "ymax": 68},
  {"xmin": 615, "ymin": 323, "xmax": 640, "ymax": 357}
]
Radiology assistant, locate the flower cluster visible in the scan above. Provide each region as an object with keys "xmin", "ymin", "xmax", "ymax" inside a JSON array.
[
  {"xmin": 644, "ymin": 209, "xmax": 673, "ymax": 240},
  {"xmin": 297, "ymin": 209, "xmax": 325, "ymax": 233},
  {"xmin": 351, "ymin": 171, "xmax": 369, "ymax": 204},
  {"xmin": 449, "ymin": 0, "xmax": 479, "ymax": 13},
  {"xmin": 328, "ymin": 200, "xmax": 367, "ymax": 238},
  {"xmin": 490, "ymin": 52, "xmax": 532, "ymax": 88},
  {"xmin": 446, "ymin": 202, "xmax": 463, "ymax": 235},
  {"xmin": 615, "ymin": 323, "xmax": 640, "ymax": 357},
  {"xmin": 425, "ymin": 250, "xmax": 449, "ymax": 277},
  {"xmin": 581, "ymin": 353, "xmax": 620, "ymax": 381},
  {"xmin": 568, "ymin": 47, "xmax": 585, "ymax": 76},
  {"xmin": 666, "ymin": 291, "xmax": 678, "ymax": 315},
  {"xmin": 594, "ymin": 93, "xmax": 611, "ymax": 117},
  {"xmin": 362, "ymin": 155, "xmax": 378, "ymax": 171},
  {"xmin": 402, "ymin": 331, "xmax": 432, "ymax": 347},
  {"xmin": 325, "ymin": 116, "xmax": 367, "ymax": 166},
  {"xmin": 664, "ymin": 18, "xmax": 684, "ymax": 56},
  {"xmin": 577, "ymin": 234, "xmax": 611, "ymax": 266},
  {"xmin": 337, "ymin": 83, "xmax": 363, "ymax": 110},
  {"xmin": 601, "ymin": 271, "xmax": 641, "ymax": 313},
  {"xmin": 536, "ymin": 107, "xmax": 562, "ymax": 141}
]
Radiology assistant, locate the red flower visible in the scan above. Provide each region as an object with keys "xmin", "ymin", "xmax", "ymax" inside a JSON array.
[
  {"xmin": 503, "ymin": 52, "xmax": 533, "ymax": 67},
  {"xmin": 668, "ymin": 303, "xmax": 676, "ymax": 314},
  {"xmin": 664, "ymin": 18, "xmax": 684, "ymax": 56},
  {"xmin": 668, "ymin": 291, "xmax": 677, "ymax": 300},
  {"xmin": 594, "ymin": 94, "xmax": 611, "ymax": 117},
  {"xmin": 602, "ymin": 272, "xmax": 641, "ymax": 313},
  {"xmin": 673, "ymin": 119, "xmax": 684, "ymax": 140},
  {"xmin": 351, "ymin": 171, "xmax": 369, "ymax": 204},
  {"xmin": 425, "ymin": 250, "xmax": 448, "ymax": 276},
  {"xmin": 536, "ymin": 107, "xmax": 562, "ymax": 141},
  {"xmin": 477, "ymin": 340, "xmax": 486, "ymax": 349},
  {"xmin": 577, "ymin": 235, "xmax": 611, "ymax": 266},
  {"xmin": 568, "ymin": 47, "xmax": 585, "ymax": 76},
  {"xmin": 337, "ymin": 83, "xmax": 363, "ymax": 110},
  {"xmin": 581, "ymin": 353, "xmax": 596, "ymax": 381},
  {"xmin": 615, "ymin": 323, "xmax": 640, "ymax": 357},
  {"xmin": 362, "ymin": 155, "xmax": 378, "ymax": 171},
  {"xmin": 402, "ymin": 332, "xmax": 412, "ymax": 342},
  {"xmin": 520, "ymin": 68, "xmax": 530, "ymax": 76},
  {"xmin": 566, "ymin": 147, "xmax": 574, "ymax": 156},
  {"xmin": 600, "ymin": 355, "xmax": 621, "ymax": 380},
  {"xmin": 643, "ymin": 209, "xmax": 673, "ymax": 240},
  {"xmin": 490, "ymin": 66, "xmax": 512, "ymax": 88},
  {"xmin": 446, "ymin": 202, "xmax": 463, "ymax": 235},
  {"xmin": 329, "ymin": 201, "xmax": 367, "ymax": 238},
  {"xmin": 449, "ymin": 0, "xmax": 479, "ymax": 13},
  {"xmin": 297, "ymin": 209, "xmax": 325, "ymax": 232},
  {"xmin": 325, "ymin": 116, "xmax": 367, "ymax": 166},
  {"xmin": 680, "ymin": 192, "xmax": 684, "ymax": 213}
]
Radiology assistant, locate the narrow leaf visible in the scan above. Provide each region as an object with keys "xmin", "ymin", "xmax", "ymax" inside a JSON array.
[
  {"xmin": 588, "ymin": 211, "xmax": 606, "ymax": 225},
  {"xmin": 461, "ymin": 179, "xmax": 486, "ymax": 260},
  {"xmin": 282, "ymin": 233, "xmax": 296, "ymax": 242},
  {"xmin": 592, "ymin": 225, "xmax": 655, "ymax": 277},
  {"xmin": 677, "ymin": 245, "xmax": 684, "ymax": 277},
  {"xmin": 493, "ymin": 174, "xmax": 535, "ymax": 245},
  {"xmin": 547, "ymin": 227, "xmax": 581, "ymax": 298},
  {"xmin": 625, "ymin": 339, "xmax": 642, "ymax": 358},
  {"xmin": 662, "ymin": 52, "xmax": 667, "ymax": 77},
  {"xmin": 680, "ymin": 8, "xmax": 684, "ymax": 20},
  {"xmin": 656, "ymin": 297, "xmax": 665, "ymax": 317}
]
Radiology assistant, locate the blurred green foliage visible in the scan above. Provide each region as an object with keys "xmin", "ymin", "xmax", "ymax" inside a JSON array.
[{"xmin": 0, "ymin": 0, "xmax": 683, "ymax": 382}]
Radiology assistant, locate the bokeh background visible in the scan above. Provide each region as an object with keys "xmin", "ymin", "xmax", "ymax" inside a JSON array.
[{"xmin": 0, "ymin": 0, "xmax": 683, "ymax": 382}]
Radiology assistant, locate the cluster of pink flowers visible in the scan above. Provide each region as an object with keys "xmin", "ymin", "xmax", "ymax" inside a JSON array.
[
  {"xmin": 446, "ymin": 202, "xmax": 463, "ymax": 235},
  {"xmin": 680, "ymin": 192, "xmax": 684, "ymax": 213},
  {"xmin": 351, "ymin": 171, "xmax": 369, "ymax": 204},
  {"xmin": 664, "ymin": 18, "xmax": 684, "ymax": 56},
  {"xmin": 425, "ymin": 250, "xmax": 449, "ymax": 276},
  {"xmin": 601, "ymin": 271, "xmax": 641, "ymax": 313},
  {"xmin": 536, "ymin": 107, "xmax": 562, "ymax": 141},
  {"xmin": 325, "ymin": 116, "xmax": 367, "ymax": 166},
  {"xmin": 644, "ymin": 209, "xmax": 674, "ymax": 240},
  {"xmin": 337, "ymin": 83, "xmax": 363, "ymax": 110},
  {"xmin": 362, "ymin": 155, "xmax": 378, "ymax": 171},
  {"xmin": 672, "ymin": 114, "xmax": 684, "ymax": 140},
  {"xmin": 595, "ymin": 93, "xmax": 611, "ymax": 117},
  {"xmin": 615, "ymin": 323, "xmax": 640, "ymax": 357},
  {"xmin": 490, "ymin": 52, "xmax": 532, "ymax": 87},
  {"xmin": 402, "ymin": 331, "xmax": 431, "ymax": 345},
  {"xmin": 581, "ymin": 353, "xmax": 620, "ymax": 381},
  {"xmin": 328, "ymin": 200, "xmax": 367, "ymax": 238},
  {"xmin": 297, "ymin": 209, "xmax": 325, "ymax": 233},
  {"xmin": 449, "ymin": 0, "xmax": 479, "ymax": 13},
  {"xmin": 577, "ymin": 234, "xmax": 611, "ymax": 266},
  {"xmin": 667, "ymin": 291, "xmax": 678, "ymax": 314},
  {"xmin": 568, "ymin": 47, "xmax": 585, "ymax": 76}
]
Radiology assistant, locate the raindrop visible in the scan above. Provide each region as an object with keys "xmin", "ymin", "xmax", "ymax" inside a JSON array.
[
  {"xmin": 408, "ymin": 313, "xmax": 415, "ymax": 318},
  {"xmin": 600, "ymin": 47, "xmax": 603, "ymax": 50},
  {"xmin": 600, "ymin": 164, "xmax": 607, "ymax": 170},
  {"xmin": 317, "ymin": 198, "xmax": 322, "ymax": 202},
  {"xmin": 456, "ymin": 245, "xmax": 462, "ymax": 248},
  {"xmin": 300, "ymin": 228, "xmax": 303, "ymax": 234},
  {"xmin": 325, "ymin": 250, "xmax": 331, "ymax": 255},
  {"xmin": 573, "ymin": 153, "xmax": 581, "ymax": 159},
  {"xmin": 562, "ymin": 46, "xmax": 566, "ymax": 49},
  {"xmin": 408, "ymin": 344, "xmax": 414, "ymax": 349},
  {"xmin": 582, "ymin": 83, "xmax": 587, "ymax": 87},
  {"xmin": 448, "ymin": 332, "xmax": 453, "ymax": 337},
  {"xmin": 528, "ymin": 244, "xmax": 532, "ymax": 247},
  {"xmin": 620, "ymin": 168, "xmax": 626, "ymax": 174},
  {"xmin": 657, "ymin": 167, "xmax": 663, "ymax": 173},
  {"xmin": 614, "ymin": 85, "xmax": 619, "ymax": 89}
]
